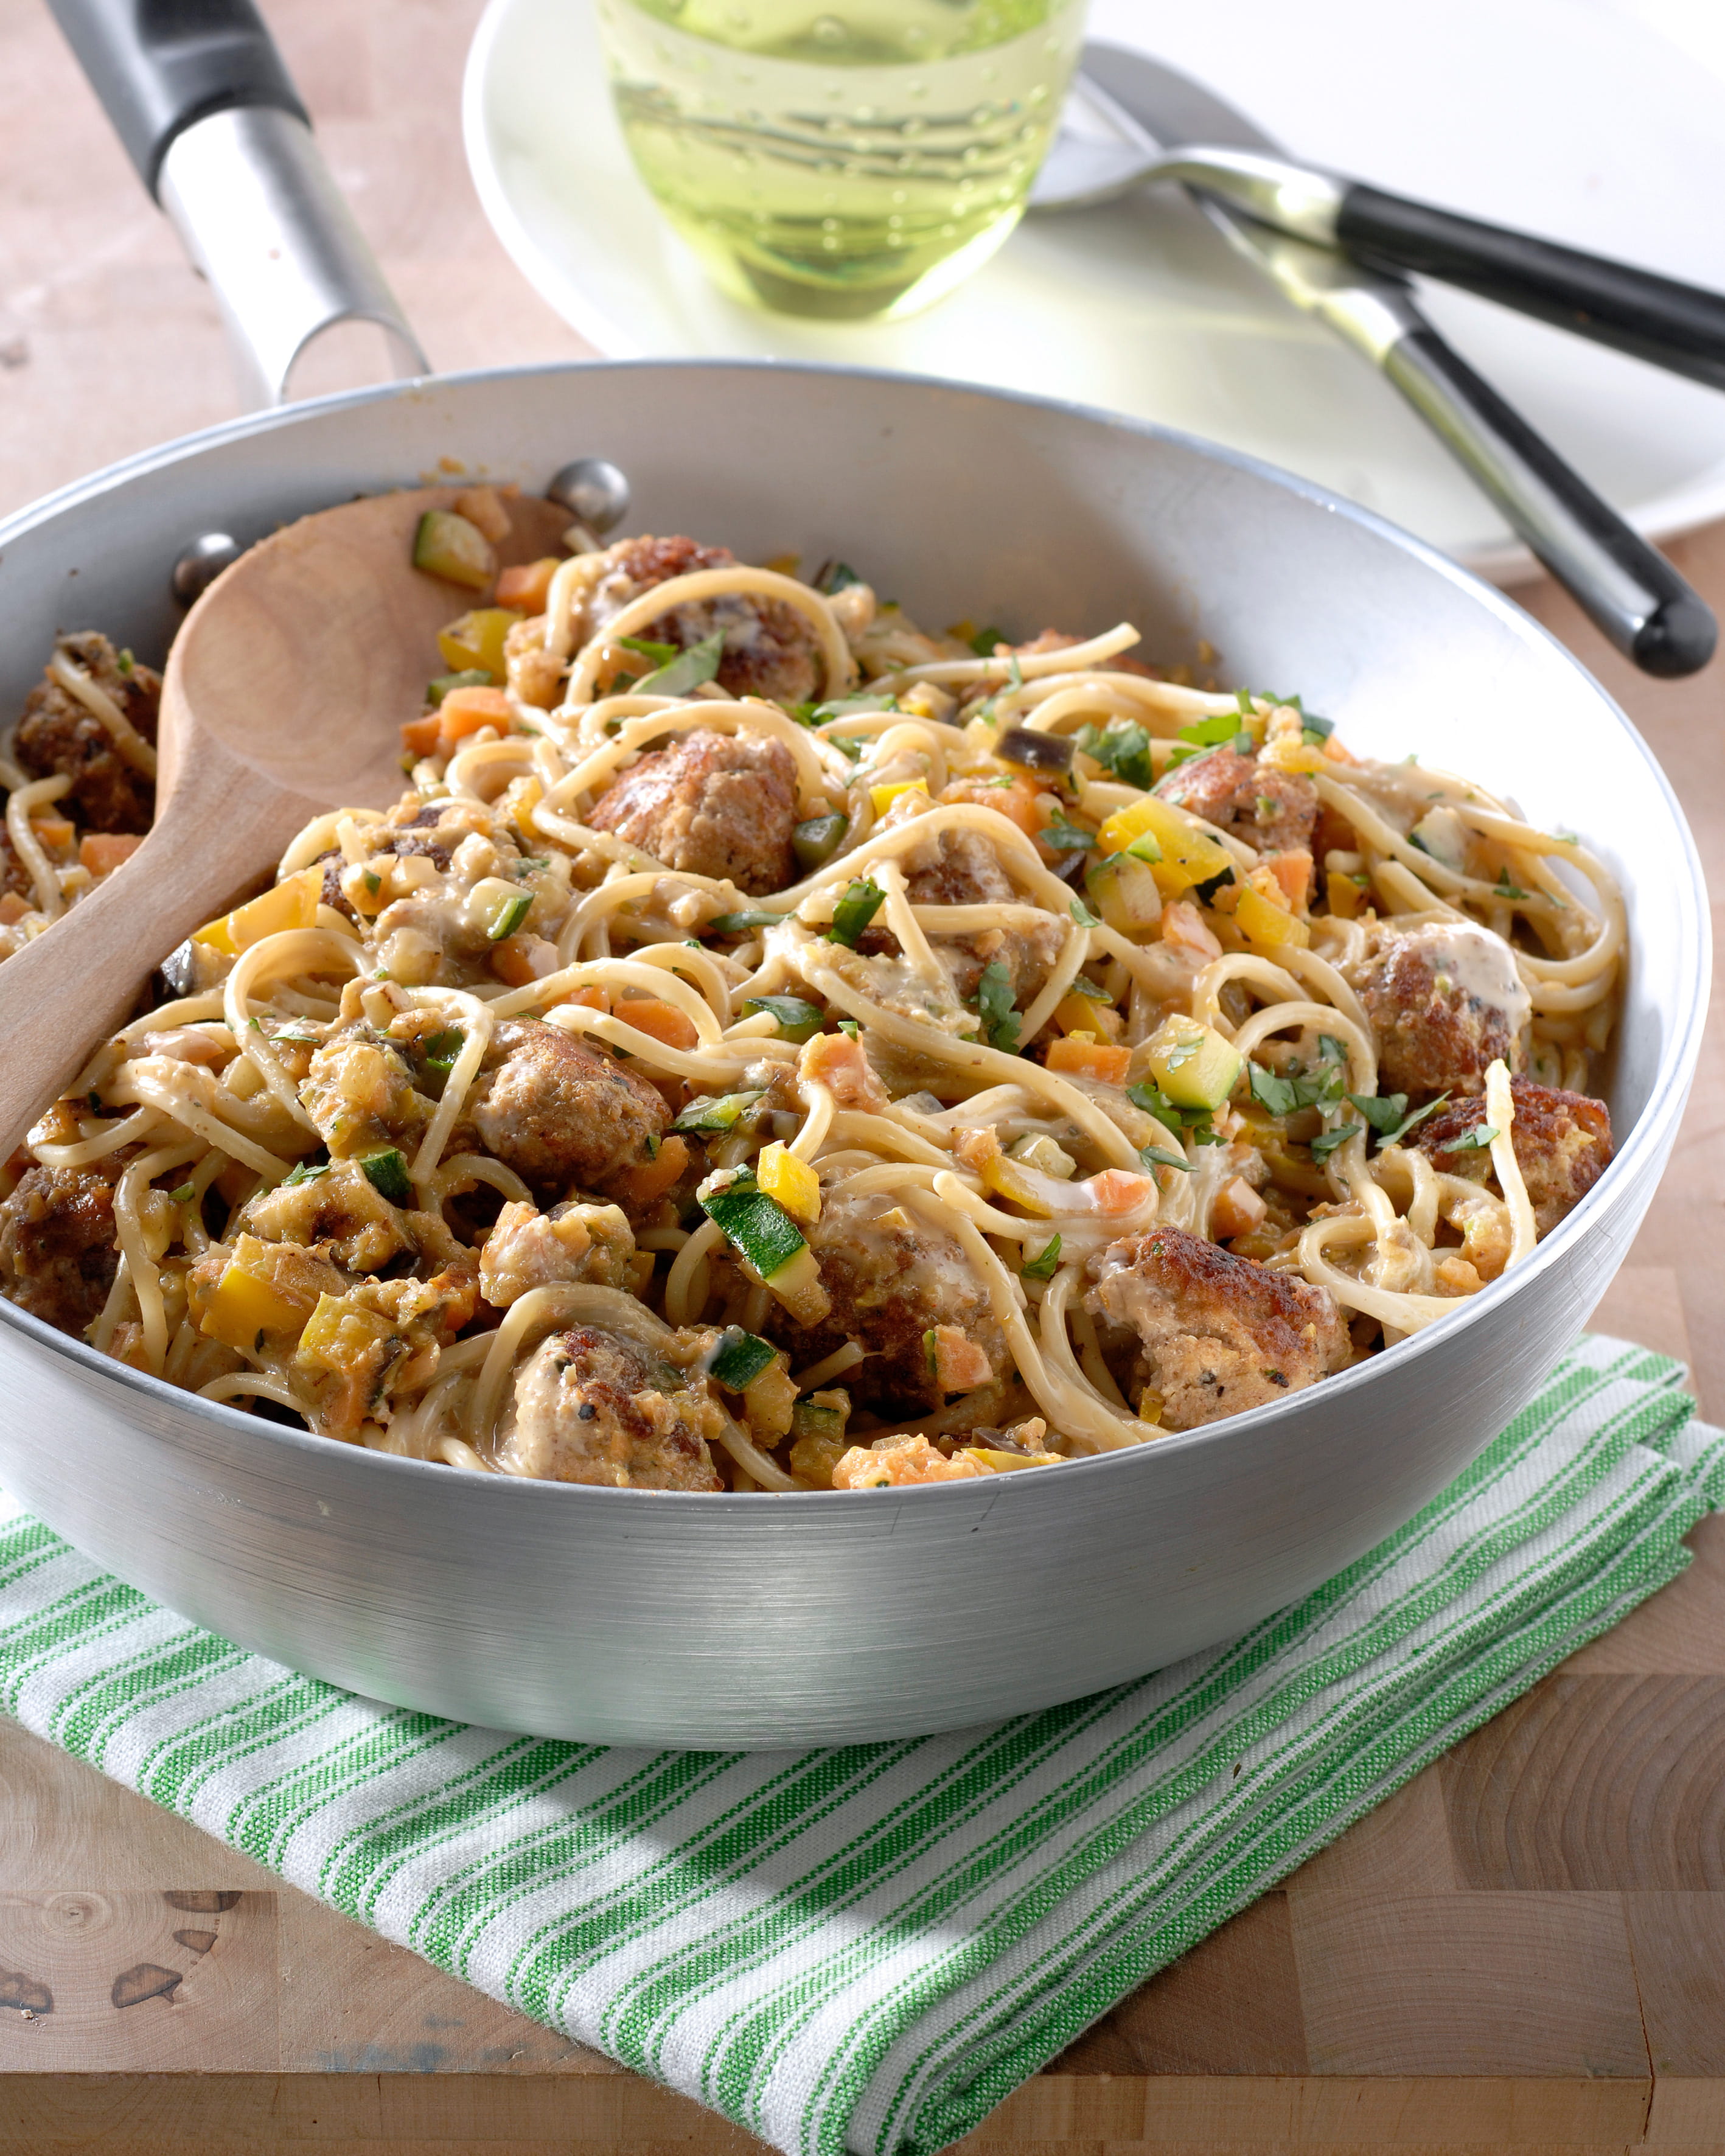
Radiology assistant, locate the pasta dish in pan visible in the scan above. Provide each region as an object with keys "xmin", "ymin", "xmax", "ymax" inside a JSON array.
[{"xmin": 0, "ymin": 490, "xmax": 1621, "ymax": 1491}]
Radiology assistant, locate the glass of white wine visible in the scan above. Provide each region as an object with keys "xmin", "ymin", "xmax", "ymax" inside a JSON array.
[{"xmin": 595, "ymin": 0, "xmax": 1087, "ymax": 321}]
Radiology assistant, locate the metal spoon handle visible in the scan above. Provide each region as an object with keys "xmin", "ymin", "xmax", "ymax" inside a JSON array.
[
  {"xmin": 45, "ymin": 0, "xmax": 427, "ymax": 408},
  {"xmin": 1337, "ymin": 184, "xmax": 1725, "ymax": 394},
  {"xmin": 1380, "ymin": 319, "xmax": 1715, "ymax": 676}
]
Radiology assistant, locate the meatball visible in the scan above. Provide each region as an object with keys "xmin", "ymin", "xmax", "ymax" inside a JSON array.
[
  {"xmin": 0, "ymin": 832, "xmax": 35, "ymax": 905},
  {"xmin": 468, "ymin": 1020, "xmax": 668, "ymax": 1195},
  {"xmin": 1086, "ymin": 1226, "xmax": 1350, "ymax": 1431},
  {"xmin": 1413, "ymin": 1076, "xmax": 1613, "ymax": 1235},
  {"xmin": 498, "ymin": 1324, "xmax": 722, "ymax": 1489},
  {"xmin": 13, "ymin": 632, "xmax": 161, "ymax": 834},
  {"xmin": 766, "ymin": 1185, "xmax": 1006, "ymax": 1418},
  {"xmin": 587, "ymin": 535, "xmax": 823, "ymax": 706},
  {"xmin": 588, "ymin": 728, "xmax": 800, "ymax": 895},
  {"xmin": 857, "ymin": 820, "xmax": 1061, "ymax": 1002},
  {"xmin": 1155, "ymin": 746, "xmax": 1318, "ymax": 854},
  {"xmin": 1352, "ymin": 920, "xmax": 1532, "ymax": 1098},
  {"xmin": 0, "ymin": 1153, "xmax": 126, "ymax": 1333},
  {"xmin": 478, "ymin": 1199, "xmax": 635, "ymax": 1307}
]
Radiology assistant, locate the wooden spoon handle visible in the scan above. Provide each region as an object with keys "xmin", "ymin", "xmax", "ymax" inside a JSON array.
[{"xmin": 0, "ymin": 770, "xmax": 308, "ymax": 1153}]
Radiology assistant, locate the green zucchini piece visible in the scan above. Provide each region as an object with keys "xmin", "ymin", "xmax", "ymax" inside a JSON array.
[
  {"xmin": 412, "ymin": 509, "xmax": 497, "ymax": 591},
  {"xmin": 671, "ymin": 1089, "xmax": 765, "ymax": 1134},
  {"xmin": 487, "ymin": 891, "xmax": 532, "ymax": 941},
  {"xmin": 708, "ymin": 1326, "xmax": 778, "ymax": 1390},
  {"xmin": 698, "ymin": 1168, "xmax": 807, "ymax": 1281},
  {"xmin": 359, "ymin": 1149, "xmax": 411, "ymax": 1204},
  {"xmin": 792, "ymin": 813, "xmax": 848, "ymax": 873}
]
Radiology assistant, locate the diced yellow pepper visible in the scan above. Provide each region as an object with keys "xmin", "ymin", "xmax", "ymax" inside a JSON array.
[
  {"xmin": 868, "ymin": 777, "xmax": 929, "ymax": 819},
  {"xmin": 192, "ymin": 866, "xmax": 321, "ymax": 955},
  {"xmin": 1143, "ymin": 1013, "xmax": 1243, "ymax": 1111},
  {"xmin": 512, "ymin": 777, "xmax": 543, "ymax": 847},
  {"xmin": 294, "ymin": 1293, "xmax": 396, "ymax": 1377},
  {"xmin": 1053, "ymin": 991, "xmax": 1122, "ymax": 1040},
  {"xmin": 1235, "ymin": 884, "xmax": 1312, "ymax": 951},
  {"xmin": 1096, "ymin": 797, "xmax": 1233, "ymax": 897},
  {"xmin": 199, "ymin": 1263, "xmax": 309, "ymax": 1351},
  {"xmin": 756, "ymin": 1140, "xmax": 821, "ymax": 1226},
  {"xmin": 961, "ymin": 1448, "xmax": 1053, "ymax": 1473},
  {"xmin": 1326, "ymin": 868, "xmax": 1370, "ymax": 919},
  {"xmin": 437, "ymin": 607, "xmax": 523, "ymax": 682}
]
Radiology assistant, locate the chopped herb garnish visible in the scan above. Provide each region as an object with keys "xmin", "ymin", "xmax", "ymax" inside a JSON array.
[
  {"xmin": 364, "ymin": 871, "xmax": 382, "ymax": 895},
  {"xmin": 1161, "ymin": 1033, "xmax": 1201, "ymax": 1073},
  {"xmin": 487, "ymin": 890, "xmax": 532, "ymax": 941},
  {"xmin": 1249, "ymin": 1062, "xmax": 1300, "ymax": 1117},
  {"xmin": 616, "ymin": 635, "xmax": 680, "ymax": 665},
  {"xmin": 817, "ymin": 560, "xmax": 863, "ymax": 594},
  {"xmin": 282, "ymin": 1160, "xmax": 331, "ymax": 1186},
  {"xmin": 359, "ymin": 1149, "xmax": 412, "ymax": 1204},
  {"xmin": 633, "ymin": 630, "xmax": 726, "ymax": 696},
  {"xmin": 975, "ymin": 957, "xmax": 1021, "ymax": 1054},
  {"xmin": 1179, "ymin": 711, "xmax": 1249, "ymax": 749},
  {"xmin": 1070, "ymin": 896, "xmax": 1099, "ymax": 927},
  {"xmin": 1448, "ymin": 1123, "xmax": 1500, "ymax": 1153},
  {"xmin": 968, "ymin": 623, "xmax": 1004, "ymax": 657},
  {"xmin": 1140, "ymin": 1143, "xmax": 1194, "ymax": 1173},
  {"xmin": 116, "ymin": 648, "xmax": 134, "ymax": 675},
  {"xmin": 1309, "ymin": 1124, "xmax": 1362, "ymax": 1162},
  {"xmin": 1074, "ymin": 718, "xmax": 1152, "ymax": 791},
  {"xmin": 1007, "ymin": 654, "xmax": 1024, "ymax": 688},
  {"xmin": 1039, "ymin": 814, "xmax": 1094, "ymax": 851},
  {"xmin": 826, "ymin": 734, "xmax": 868, "ymax": 761},
  {"xmin": 709, "ymin": 909, "xmax": 782, "ymax": 934},
  {"xmin": 1496, "ymin": 868, "xmax": 1531, "ymax": 899},
  {"xmin": 828, "ymin": 878, "xmax": 885, "ymax": 947},
  {"xmin": 1021, "ymin": 1236, "xmax": 1062, "ymax": 1280},
  {"xmin": 837, "ymin": 1019, "xmax": 860, "ymax": 1039},
  {"xmin": 169, "ymin": 1183, "xmax": 196, "ymax": 1204},
  {"xmin": 741, "ymin": 994, "xmax": 824, "ymax": 1043},
  {"xmin": 1348, "ymin": 1089, "xmax": 1451, "ymax": 1149},
  {"xmin": 423, "ymin": 1027, "xmax": 464, "ymax": 1075}
]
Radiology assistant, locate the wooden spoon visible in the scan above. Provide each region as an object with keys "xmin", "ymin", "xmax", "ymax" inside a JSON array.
[{"xmin": 0, "ymin": 486, "xmax": 573, "ymax": 1151}]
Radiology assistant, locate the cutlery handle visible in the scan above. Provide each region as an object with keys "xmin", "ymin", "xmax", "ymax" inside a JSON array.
[
  {"xmin": 1381, "ymin": 323, "xmax": 1715, "ymax": 675},
  {"xmin": 1337, "ymin": 184, "xmax": 1725, "ymax": 394},
  {"xmin": 45, "ymin": 0, "xmax": 426, "ymax": 408}
]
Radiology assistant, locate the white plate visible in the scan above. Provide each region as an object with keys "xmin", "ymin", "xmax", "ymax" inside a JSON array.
[{"xmin": 464, "ymin": 0, "xmax": 1725, "ymax": 576}]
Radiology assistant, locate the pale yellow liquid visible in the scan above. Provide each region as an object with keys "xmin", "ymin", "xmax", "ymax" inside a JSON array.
[{"xmin": 596, "ymin": 0, "xmax": 1086, "ymax": 319}]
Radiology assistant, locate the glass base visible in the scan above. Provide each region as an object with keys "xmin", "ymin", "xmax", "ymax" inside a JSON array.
[{"xmin": 658, "ymin": 206, "xmax": 1027, "ymax": 322}]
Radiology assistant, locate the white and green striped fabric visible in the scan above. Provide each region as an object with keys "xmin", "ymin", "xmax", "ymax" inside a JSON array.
[{"xmin": 2, "ymin": 1333, "xmax": 1718, "ymax": 2156}]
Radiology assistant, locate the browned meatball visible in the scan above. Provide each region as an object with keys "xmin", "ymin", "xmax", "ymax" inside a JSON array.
[
  {"xmin": 1155, "ymin": 745, "xmax": 1318, "ymax": 854},
  {"xmin": 588, "ymin": 729, "xmax": 800, "ymax": 895},
  {"xmin": 765, "ymin": 1185, "xmax": 1006, "ymax": 1417},
  {"xmin": 1353, "ymin": 920, "xmax": 1532, "ymax": 1099},
  {"xmin": 0, "ymin": 1152, "xmax": 127, "ymax": 1333},
  {"xmin": 856, "ymin": 823, "xmax": 1061, "ymax": 1003},
  {"xmin": 587, "ymin": 534, "xmax": 823, "ymax": 706},
  {"xmin": 1413, "ymin": 1076, "xmax": 1613, "ymax": 1235},
  {"xmin": 13, "ymin": 632, "xmax": 161, "ymax": 834},
  {"xmin": 497, "ymin": 1324, "xmax": 722, "ymax": 1488},
  {"xmin": 1086, "ymin": 1226, "xmax": 1350, "ymax": 1431},
  {"xmin": 469, "ymin": 1020, "xmax": 669, "ymax": 1195},
  {"xmin": 0, "ymin": 831, "xmax": 35, "ymax": 904}
]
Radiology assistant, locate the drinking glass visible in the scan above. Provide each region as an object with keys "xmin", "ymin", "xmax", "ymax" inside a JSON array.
[{"xmin": 596, "ymin": 0, "xmax": 1087, "ymax": 320}]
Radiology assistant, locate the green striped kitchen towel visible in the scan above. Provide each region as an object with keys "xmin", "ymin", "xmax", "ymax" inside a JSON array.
[{"xmin": 1, "ymin": 1332, "xmax": 1720, "ymax": 2156}]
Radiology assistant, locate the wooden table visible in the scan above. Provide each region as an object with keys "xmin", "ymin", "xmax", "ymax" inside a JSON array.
[{"xmin": 2, "ymin": 2, "xmax": 1723, "ymax": 2147}]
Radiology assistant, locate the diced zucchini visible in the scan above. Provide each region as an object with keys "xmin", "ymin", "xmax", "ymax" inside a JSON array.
[
  {"xmin": 1409, "ymin": 805, "xmax": 1469, "ymax": 870},
  {"xmin": 413, "ymin": 509, "xmax": 497, "ymax": 591},
  {"xmin": 1143, "ymin": 1014, "xmax": 1243, "ymax": 1111},
  {"xmin": 359, "ymin": 1148, "xmax": 412, "ymax": 1205},
  {"xmin": 699, "ymin": 1170, "xmax": 809, "ymax": 1280},
  {"xmin": 1096, "ymin": 797, "xmax": 1233, "ymax": 897},
  {"xmin": 708, "ymin": 1325, "xmax": 777, "ymax": 1390},
  {"xmin": 827, "ymin": 879, "xmax": 885, "ymax": 947},
  {"xmin": 487, "ymin": 890, "xmax": 533, "ymax": 941},
  {"xmin": 437, "ymin": 607, "xmax": 521, "ymax": 681},
  {"xmin": 1083, "ymin": 852, "xmax": 1162, "ymax": 934},
  {"xmin": 632, "ymin": 630, "xmax": 725, "ymax": 695},
  {"xmin": 792, "ymin": 814, "xmax": 848, "ymax": 874},
  {"xmin": 671, "ymin": 1089, "xmax": 766, "ymax": 1133},
  {"xmin": 428, "ymin": 669, "xmax": 492, "ymax": 705},
  {"xmin": 1235, "ymin": 884, "xmax": 1311, "ymax": 951}
]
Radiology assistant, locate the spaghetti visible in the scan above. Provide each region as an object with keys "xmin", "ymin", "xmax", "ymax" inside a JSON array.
[{"xmin": 0, "ymin": 503, "xmax": 1622, "ymax": 1495}]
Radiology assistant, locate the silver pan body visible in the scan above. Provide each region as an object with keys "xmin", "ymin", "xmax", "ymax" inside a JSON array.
[{"xmin": 0, "ymin": 361, "xmax": 1705, "ymax": 1746}]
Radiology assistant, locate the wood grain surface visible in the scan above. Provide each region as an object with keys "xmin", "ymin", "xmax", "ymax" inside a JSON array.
[{"xmin": 2, "ymin": 1, "xmax": 1723, "ymax": 2149}]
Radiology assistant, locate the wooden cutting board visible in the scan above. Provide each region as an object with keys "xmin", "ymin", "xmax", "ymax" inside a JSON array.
[{"xmin": 3, "ymin": 2, "xmax": 1724, "ymax": 2146}]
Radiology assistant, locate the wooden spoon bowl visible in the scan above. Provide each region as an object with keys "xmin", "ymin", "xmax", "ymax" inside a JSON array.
[{"xmin": 0, "ymin": 486, "xmax": 571, "ymax": 1151}]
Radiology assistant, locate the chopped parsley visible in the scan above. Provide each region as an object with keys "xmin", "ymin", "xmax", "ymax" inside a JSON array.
[
  {"xmin": 817, "ymin": 560, "xmax": 863, "ymax": 594},
  {"xmin": 1070, "ymin": 896, "xmax": 1099, "ymax": 927},
  {"xmin": 282, "ymin": 1160, "xmax": 331, "ymax": 1186},
  {"xmin": 975, "ymin": 957, "xmax": 1022, "ymax": 1055},
  {"xmin": 630, "ymin": 630, "xmax": 726, "ymax": 696},
  {"xmin": 709, "ymin": 909, "xmax": 782, "ymax": 934},
  {"xmin": 968, "ymin": 623, "xmax": 1004, "ymax": 657},
  {"xmin": 1347, "ymin": 1089, "xmax": 1451, "ymax": 1149},
  {"xmin": 1038, "ymin": 813, "xmax": 1095, "ymax": 851},
  {"xmin": 1178, "ymin": 711, "xmax": 1250, "ymax": 750},
  {"xmin": 1140, "ymin": 1143, "xmax": 1194, "ymax": 1173},
  {"xmin": 1073, "ymin": 718, "xmax": 1152, "ymax": 790},
  {"xmin": 1309, "ymin": 1123, "xmax": 1362, "ymax": 1162},
  {"xmin": 1448, "ymin": 1123, "xmax": 1500, "ymax": 1153},
  {"xmin": 741, "ymin": 994, "xmax": 823, "ymax": 1042},
  {"xmin": 1021, "ymin": 1236, "xmax": 1062, "ymax": 1280}
]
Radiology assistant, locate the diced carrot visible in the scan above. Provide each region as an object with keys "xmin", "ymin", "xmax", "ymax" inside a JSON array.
[
  {"xmin": 613, "ymin": 995, "xmax": 699, "ymax": 1052},
  {"xmin": 437, "ymin": 684, "xmax": 514, "ymax": 755},
  {"xmin": 1045, "ymin": 1037, "xmax": 1132, "ymax": 1086},
  {"xmin": 565, "ymin": 985, "xmax": 608, "ymax": 1011},
  {"xmin": 607, "ymin": 1132, "xmax": 689, "ymax": 1210},
  {"xmin": 938, "ymin": 773, "xmax": 1043, "ymax": 840},
  {"xmin": 0, "ymin": 892, "xmax": 27, "ymax": 926},
  {"xmin": 1089, "ymin": 1168, "xmax": 1157, "ymax": 1213},
  {"xmin": 78, "ymin": 832, "xmax": 143, "ymax": 878},
  {"xmin": 490, "ymin": 933, "xmax": 562, "ymax": 988},
  {"xmin": 400, "ymin": 713, "xmax": 442, "ymax": 757},
  {"xmin": 29, "ymin": 817, "xmax": 74, "ymax": 853},
  {"xmin": 1267, "ymin": 848, "xmax": 1313, "ymax": 912},
  {"xmin": 452, "ymin": 485, "xmax": 512, "ymax": 543},
  {"xmin": 495, "ymin": 557, "xmax": 560, "ymax": 612},
  {"xmin": 1213, "ymin": 1176, "xmax": 1267, "ymax": 1239}
]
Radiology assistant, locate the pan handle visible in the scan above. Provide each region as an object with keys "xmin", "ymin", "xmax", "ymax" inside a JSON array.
[{"xmin": 46, "ymin": 0, "xmax": 428, "ymax": 409}]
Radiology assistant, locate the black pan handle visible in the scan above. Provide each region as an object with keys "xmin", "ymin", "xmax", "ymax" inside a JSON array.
[
  {"xmin": 1337, "ymin": 183, "xmax": 1725, "ymax": 395},
  {"xmin": 44, "ymin": 0, "xmax": 426, "ymax": 408},
  {"xmin": 1381, "ymin": 326, "xmax": 1715, "ymax": 677},
  {"xmin": 46, "ymin": 0, "xmax": 308, "ymax": 200}
]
